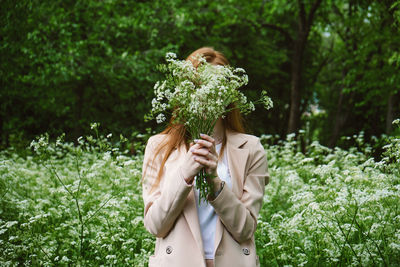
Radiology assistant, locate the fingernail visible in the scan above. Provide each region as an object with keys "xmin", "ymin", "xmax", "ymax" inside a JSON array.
[
  {"xmin": 190, "ymin": 148, "xmax": 194, "ymax": 152},
  {"xmin": 200, "ymin": 133, "xmax": 205, "ymax": 137},
  {"xmin": 193, "ymin": 156, "xmax": 197, "ymax": 160},
  {"xmin": 194, "ymin": 139, "xmax": 199, "ymax": 143}
]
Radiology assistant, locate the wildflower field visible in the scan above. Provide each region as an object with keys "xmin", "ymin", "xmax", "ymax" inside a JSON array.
[{"xmin": 1, "ymin": 124, "xmax": 399, "ymax": 266}]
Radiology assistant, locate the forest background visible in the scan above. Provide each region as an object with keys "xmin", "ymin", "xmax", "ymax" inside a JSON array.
[
  {"xmin": 2, "ymin": 1, "xmax": 400, "ymax": 266},
  {"xmin": 1, "ymin": 0, "xmax": 400, "ymax": 153}
]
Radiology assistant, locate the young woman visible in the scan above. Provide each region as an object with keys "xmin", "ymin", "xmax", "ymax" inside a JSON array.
[{"xmin": 141, "ymin": 47, "xmax": 270, "ymax": 267}]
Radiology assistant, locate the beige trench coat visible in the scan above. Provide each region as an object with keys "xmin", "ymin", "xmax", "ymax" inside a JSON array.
[{"xmin": 141, "ymin": 128, "xmax": 270, "ymax": 267}]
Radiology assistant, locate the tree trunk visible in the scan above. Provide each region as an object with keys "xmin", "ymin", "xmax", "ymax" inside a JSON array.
[
  {"xmin": 328, "ymin": 83, "xmax": 349, "ymax": 148},
  {"xmin": 287, "ymin": 0, "xmax": 322, "ymax": 134},
  {"xmin": 73, "ymin": 80, "xmax": 86, "ymax": 144},
  {"xmin": 287, "ymin": 32, "xmax": 307, "ymax": 134},
  {"xmin": 0, "ymin": 113, "xmax": 5, "ymax": 148},
  {"xmin": 386, "ymin": 92, "xmax": 398, "ymax": 134}
]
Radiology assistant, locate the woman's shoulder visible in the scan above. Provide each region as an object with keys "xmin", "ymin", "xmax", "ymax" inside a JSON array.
[
  {"xmin": 146, "ymin": 133, "xmax": 167, "ymax": 153},
  {"xmin": 147, "ymin": 133, "xmax": 167, "ymax": 143},
  {"xmin": 239, "ymin": 132, "xmax": 261, "ymax": 144},
  {"xmin": 145, "ymin": 133, "xmax": 168, "ymax": 150},
  {"xmin": 227, "ymin": 130, "xmax": 261, "ymax": 147}
]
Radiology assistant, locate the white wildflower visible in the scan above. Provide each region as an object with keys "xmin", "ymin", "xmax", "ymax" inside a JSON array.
[
  {"xmin": 165, "ymin": 52, "xmax": 177, "ymax": 61},
  {"xmin": 156, "ymin": 113, "xmax": 166, "ymax": 124},
  {"xmin": 90, "ymin": 122, "xmax": 99, "ymax": 130}
]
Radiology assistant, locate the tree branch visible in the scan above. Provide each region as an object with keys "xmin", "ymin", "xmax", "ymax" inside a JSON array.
[
  {"xmin": 311, "ymin": 39, "xmax": 334, "ymax": 86},
  {"xmin": 297, "ymin": 0, "xmax": 306, "ymax": 29},
  {"xmin": 322, "ymin": 5, "xmax": 349, "ymax": 47},
  {"xmin": 258, "ymin": 0, "xmax": 268, "ymax": 17},
  {"xmin": 332, "ymin": 3, "xmax": 344, "ymax": 20},
  {"xmin": 308, "ymin": 0, "xmax": 323, "ymax": 26},
  {"xmin": 245, "ymin": 18, "xmax": 294, "ymax": 45},
  {"xmin": 260, "ymin": 22, "xmax": 294, "ymax": 44}
]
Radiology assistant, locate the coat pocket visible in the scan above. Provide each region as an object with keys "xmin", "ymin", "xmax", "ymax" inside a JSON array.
[{"xmin": 148, "ymin": 255, "xmax": 158, "ymax": 267}]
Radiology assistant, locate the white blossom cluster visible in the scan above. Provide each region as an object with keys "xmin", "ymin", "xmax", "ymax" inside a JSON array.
[
  {"xmin": 1, "ymin": 121, "xmax": 399, "ymax": 265},
  {"xmin": 1, "ymin": 130, "xmax": 154, "ymax": 266},
  {"xmin": 256, "ymin": 126, "xmax": 400, "ymax": 266},
  {"xmin": 147, "ymin": 52, "xmax": 273, "ymax": 139}
]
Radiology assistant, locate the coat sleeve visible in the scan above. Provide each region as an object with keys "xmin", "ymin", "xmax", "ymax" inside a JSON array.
[
  {"xmin": 141, "ymin": 135, "xmax": 193, "ymax": 238},
  {"xmin": 209, "ymin": 138, "xmax": 269, "ymax": 243}
]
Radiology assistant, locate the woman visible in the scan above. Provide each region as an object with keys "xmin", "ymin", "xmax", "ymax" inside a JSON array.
[{"xmin": 141, "ymin": 47, "xmax": 269, "ymax": 267}]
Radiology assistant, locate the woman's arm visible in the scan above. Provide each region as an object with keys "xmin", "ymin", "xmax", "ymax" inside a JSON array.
[
  {"xmin": 209, "ymin": 139, "xmax": 269, "ymax": 243},
  {"xmin": 141, "ymin": 135, "xmax": 193, "ymax": 238}
]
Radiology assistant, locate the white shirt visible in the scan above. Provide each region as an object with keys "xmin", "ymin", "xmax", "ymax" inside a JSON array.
[{"xmin": 194, "ymin": 143, "xmax": 232, "ymax": 259}]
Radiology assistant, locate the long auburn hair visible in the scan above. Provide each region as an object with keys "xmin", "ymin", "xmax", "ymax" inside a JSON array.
[{"xmin": 143, "ymin": 47, "xmax": 246, "ymax": 193}]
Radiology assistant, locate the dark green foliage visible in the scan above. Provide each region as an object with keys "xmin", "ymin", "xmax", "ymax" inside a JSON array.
[{"xmin": 1, "ymin": 0, "xmax": 399, "ymax": 151}]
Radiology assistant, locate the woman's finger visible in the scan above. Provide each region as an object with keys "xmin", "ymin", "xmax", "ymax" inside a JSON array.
[
  {"xmin": 200, "ymin": 133, "xmax": 218, "ymax": 155},
  {"xmin": 193, "ymin": 139, "xmax": 212, "ymax": 148},
  {"xmin": 190, "ymin": 146, "xmax": 209, "ymax": 156},
  {"xmin": 194, "ymin": 139, "xmax": 217, "ymax": 156},
  {"xmin": 192, "ymin": 141, "xmax": 215, "ymax": 156},
  {"xmin": 193, "ymin": 156, "xmax": 217, "ymax": 169},
  {"xmin": 191, "ymin": 148, "xmax": 218, "ymax": 162},
  {"xmin": 189, "ymin": 143, "xmax": 204, "ymax": 152},
  {"xmin": 199, "ymin": 133, "xmax": 215, "ymax": 145}
]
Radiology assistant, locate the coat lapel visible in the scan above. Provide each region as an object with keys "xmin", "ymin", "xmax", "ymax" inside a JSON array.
[
  {"xmin": 182, "ymin": 189, "xmax": 205, "ymax": 257},
  {"xmin": 225, "ymin": 129, "xmax": 249, "ymax": 198},
  {"xmin": 180, "ymin": 143, "xmax": 205, "ymax": 257},
  {"xmin": 213, "ymin": 128, "xmax": 249, "ymax": 254}
]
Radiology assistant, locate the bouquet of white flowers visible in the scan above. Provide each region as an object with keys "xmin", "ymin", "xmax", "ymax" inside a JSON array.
[{"xmin": 146, "ymin": 52, "xmax": 273, "ymax": 203}]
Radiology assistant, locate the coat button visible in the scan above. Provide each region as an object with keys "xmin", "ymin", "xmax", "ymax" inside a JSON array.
[
  {"xmin": 166, "ymin": 246, "xmax": 173, "ymax": 254},
  {"xmin": 242, "ymin": 248, "xmax": 250, "ymax": 255}
]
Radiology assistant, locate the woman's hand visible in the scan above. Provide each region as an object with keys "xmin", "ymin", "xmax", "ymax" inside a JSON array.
[
  {"xmin": 190, "ymin": 133, "xmax": 222, "ymax": 192},
  {"xmin": 180, "ymin": 141, "xmax": 205, "ymax": 184},
  {"xmin": 190, "ymin": 133, "xmax": 218, "ymax": 176}
]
